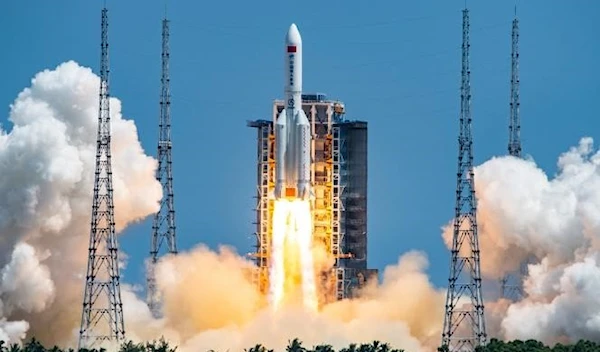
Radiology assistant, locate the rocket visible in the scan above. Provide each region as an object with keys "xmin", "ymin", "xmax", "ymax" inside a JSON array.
[{"xmin": 274, "ymin": 23, "xmax": 312, "ymax": 201}]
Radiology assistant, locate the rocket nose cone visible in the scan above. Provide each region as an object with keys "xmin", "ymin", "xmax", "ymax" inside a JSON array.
[{"xmin": 286, "ymin": 23, "xmax": 302, "ymax": 45}]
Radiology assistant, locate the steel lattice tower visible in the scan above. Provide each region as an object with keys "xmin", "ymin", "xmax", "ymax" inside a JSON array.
[
  {"xmin": 507, "ymin": 13, "xmax": 521, "ymax": 158},
  {"xmin": 79, "ymin": 7, "xmax": 126, "ymax": 349},
  {"xmin": 147, "ymin": 16, "xmax": 177, "ymax": 318},
  {"xmin": 441, "ymin": 9, "xmax": 487, "ymax": 352},
  {"xmin": 501, "ymin": 12, "xmax": 525, "ymax": 301}
]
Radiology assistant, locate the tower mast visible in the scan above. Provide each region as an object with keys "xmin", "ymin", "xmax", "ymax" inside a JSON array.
[
  {"xmin": 441, "ymin": 8, "xmax": 487, "ymax": 352},
  {"xmin": 501, "ymin": 10, "xmax": 525, "ymax": 301},
  {"xmin": 507, "ymin": 11, "xmax": 521, "ymax": 158},
  {"xmin": 79, "ymin": 6, "xmax": 126, "ymax": 349},
  {"xmin": 147, "ymin": 15, "xmax": 178, "ymax": 318}
]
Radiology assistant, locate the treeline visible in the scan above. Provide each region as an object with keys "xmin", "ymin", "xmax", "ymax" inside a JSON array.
[
  {"xmin": 472, "ymin": 338, "xmax": 600, "ymax": 352},
  {"xmin": 2, "ymin": 337, "xmax": 600, "ymax": 352}
]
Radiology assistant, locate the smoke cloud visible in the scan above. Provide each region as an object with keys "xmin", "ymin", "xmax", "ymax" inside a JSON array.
[
  {"xmin": 146, "ymin": 247, "xmax": 445, "ymax": 352},
  {"xmin": 0, "ymin": 60, "xmax": 161, "ymax": 345},
  {"xmin": 0, "ymin": 61, "xmax": 446, "ymax": 352},
  {"xmin": 442, "ymin": 138, "xmax": 600, "ymax": 345}
]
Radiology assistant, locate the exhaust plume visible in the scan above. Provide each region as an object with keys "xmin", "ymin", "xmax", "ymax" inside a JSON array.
[{"xmin": 149, "ymin": 247, "xmax": 445, "ymax": 352}]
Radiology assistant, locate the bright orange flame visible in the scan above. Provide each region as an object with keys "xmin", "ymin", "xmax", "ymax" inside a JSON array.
[{"xmin": 269, "ymin": 199, "xmax": 317, "ymax": 311}]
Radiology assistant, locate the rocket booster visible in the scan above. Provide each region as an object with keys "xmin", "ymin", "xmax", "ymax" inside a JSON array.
[{"xmin": 274, "ymin": 23, "xmax": 312, "ymax": 200}]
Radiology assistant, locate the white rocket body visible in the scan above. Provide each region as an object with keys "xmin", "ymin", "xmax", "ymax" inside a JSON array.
[{"xmin": 274, "ymin": 23, "xmax": 312, "ymax": 201}]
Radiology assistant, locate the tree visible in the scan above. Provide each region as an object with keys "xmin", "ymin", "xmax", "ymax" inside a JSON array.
[
  {"xmin": 339, "ymin": 343, "xmax": 357, "ymax": 352},
  {"xmin": 245, "ymin": 344, "xmax": 273, "ymax": 352},
  {"xmin": 313, "ymin": 344, "xmax": 335, "ymax": 352},
  {"xmin": 119, "ymin": 340, "xmax": 145, "ymax": 352},
  {"xmin": 2, "ymin": 336, "xmax": 600, "ymax": 352},
  {"xmin": 286, "ymin": 338, "xmax": 306, "ymax": 352}
]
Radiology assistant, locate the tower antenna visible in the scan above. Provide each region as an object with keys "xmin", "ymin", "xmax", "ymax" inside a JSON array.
[
  {"xmin": 441, "ymin": 8, "xmax": 487, "ymax": 352},
  {"xmin": 147, "ymin": 12, "xmax": 178, "ymax": 318},
  {"xmin": 507, "ymin": 8, "xmax": 521, "ymax": 157},
  {"xmin": 78, "ymin": 5, "xmax": 126, "ymax": 349},
  {"xmin": 501, "ymin": 8, "xmax": 525, "ymax": 301}
]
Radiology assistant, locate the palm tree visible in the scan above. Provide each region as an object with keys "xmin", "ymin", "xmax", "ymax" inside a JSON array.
[
  {"xmin": 118, "ymin": 340, "xmax": 144, "ymax": 352},
  {"xmin": 7, "ymin": 344, "xmax": 20, "ymax": 352},
  {"xmin": 372, "ymin": 341, "xmax": 394, "ymax": 352},
  {"xmin": 286, "ymin": 339, "xmax": 305, "ymax": 352},
  {"xmin": 23, "ymin": 338, "xmax": 46, "ymax": 352},
  {"xmin": 312, "ymin": 344, "xmax": 335, "ymax": 352},
  {"xmin": 245, "ymin": 344, "xmax": 272, "ymax": 352},
  {"xmin": 356, "ymin": 343, "xmax": 371, "ymax": 352},
  {"xmin": 145, "ymin": 338, "xmax": 177, "ymax": 352},
  {"xmin": 340, "ymin": 343, "xmax": 357, "ymax": 352}
]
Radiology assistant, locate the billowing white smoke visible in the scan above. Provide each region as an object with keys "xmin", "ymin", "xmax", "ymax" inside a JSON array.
[
  {"xmin": 443, "ymin": 137, "xmax": 600, "ymax": 344},
  {"xmin": 0, "ymin": 60, "xmax": 162, "ymax": 345},
  {"xmin": 0, "ymin": 61, "xmax": 448, "ymax": 352}
]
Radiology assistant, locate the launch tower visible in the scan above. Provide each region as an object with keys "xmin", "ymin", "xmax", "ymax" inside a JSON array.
[
  {"xmin": 441, "ymin": 8, "xmax": 487, "ymax": 352},
  {"xmin": 78, "ymin": 7, "xmax": 126, "ymax": 349},
  {"xmin": 248, "ymin": 94, "xmax": 377, "ymax": 304}
]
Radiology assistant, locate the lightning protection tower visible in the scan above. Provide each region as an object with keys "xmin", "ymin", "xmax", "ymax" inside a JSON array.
[
  {"xmin": 147, "ymin": 16, "xmax": 178, "ymax": 318},
  {"xmin": 79, "ymin": 7, "xmax": 126, "ymax": 349},
  {"xmin": 441, "ymin": 8, "xmax": 487, "ymax": 352},
  {"xmin": 501, "ymin": 10, "xmax": 525, "ymax": 301},
  {"xmin": 507, "ymin": 12, "xmax": 521, "ymax": 158}
]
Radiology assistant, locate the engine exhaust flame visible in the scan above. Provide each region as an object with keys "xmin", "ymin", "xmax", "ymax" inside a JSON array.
[{"xmin": 269, "ymin": 199, "xmax": 317, "ymax": 311}]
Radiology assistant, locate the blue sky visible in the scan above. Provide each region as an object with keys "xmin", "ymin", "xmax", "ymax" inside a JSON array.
[{"xmin": 1, "ymin": 1, "xmax": 598, "ymax": 290}]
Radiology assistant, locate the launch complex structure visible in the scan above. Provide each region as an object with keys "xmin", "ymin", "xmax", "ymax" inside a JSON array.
[
  {"xmin": 248, "ymin": 93, "xmax": 377, "ymax": 304},
  {"xmin": 76, "ymin": 4, "xmax": 527, "ymax": 350}
]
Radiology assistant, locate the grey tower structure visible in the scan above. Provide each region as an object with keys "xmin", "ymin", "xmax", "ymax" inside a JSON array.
[
  {"xmin": 248, "ymin": 94, "xmax": 377, "ymax": 303},
  {"xmin": 78, "ymin": 7, "xmax": 126, "ymax": 349},
  {"xmin": 441, "ymin": 9, "xmax": 487, "ymax": 352},
  {"xmin": 147, "ymin": 16, "xmax": 178, "ymax": 318}
]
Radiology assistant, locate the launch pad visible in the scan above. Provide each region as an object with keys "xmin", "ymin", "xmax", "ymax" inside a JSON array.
[{"xmin": 248, "ymin": 94, "xmax": 377, "ymax": 305}]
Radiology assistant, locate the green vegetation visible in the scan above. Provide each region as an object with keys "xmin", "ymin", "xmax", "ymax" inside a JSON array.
[
  {"xmin": 443, "ymin": 338, "xmax": 600, "ymax": 352},
  {"xmin": 1, "ymin": 337, "xmax": 600, "ymax": 352},
  {"xmin": 484, "ymin": 338, "xmax": 600, "ymax": 352}
]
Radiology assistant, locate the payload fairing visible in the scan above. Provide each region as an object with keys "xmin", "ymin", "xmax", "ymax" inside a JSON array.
[{"xmin": 274, "ymin": 23, "xmax": 312, "ymax": 201}]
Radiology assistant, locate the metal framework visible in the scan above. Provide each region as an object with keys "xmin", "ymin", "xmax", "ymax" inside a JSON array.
[
  {"xmin": 79, "ymin": 7, "xmax": 126, "ymax": 349},
  {"xmin": 147, "ymin": 17, "xmax": 178, "ymax": 318},
  {"xmin": 507, "ymin": 14, "xmax": 521, "ymax": 158},
  {"xmin": 331, "ymin": 124, "xmax": 347, "ymax": 300},
  {"xmin": 500, "ymin": 265, "xmax": 526, "ymax": 301},
  {"xmin": 441, "ymin": 9, "xmax": 487, "ymax": 352},
  {"xmin": 248, "ymin": 96, "xmax": 363, "ymax": 304},
  {"xmin": 501, "ymin": 13, "xmax": 525, "ymax": 302},
  {"xmin": 247, "ymin": 119, "xmax": 274, "ymax": 293}
]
